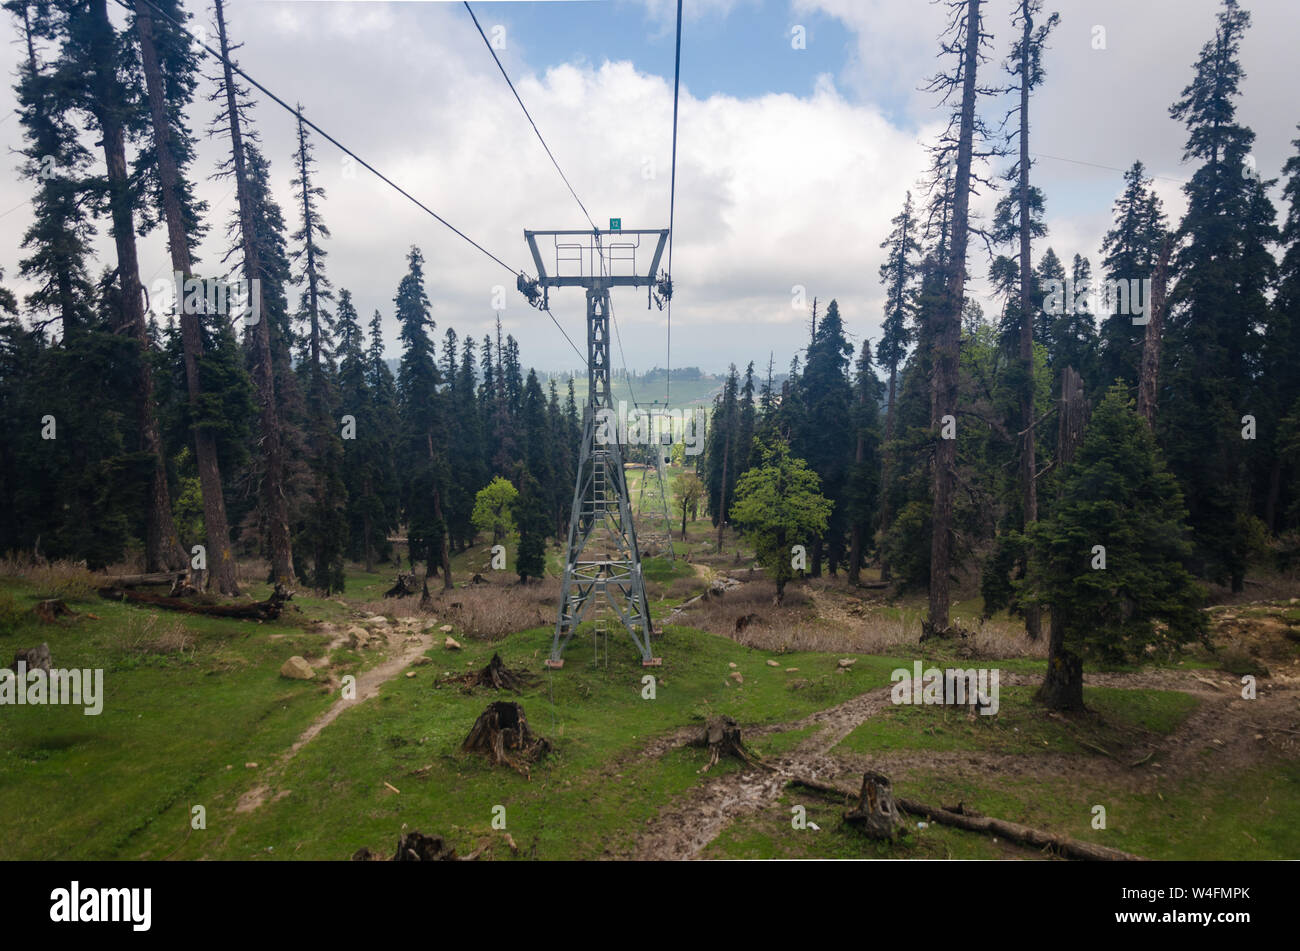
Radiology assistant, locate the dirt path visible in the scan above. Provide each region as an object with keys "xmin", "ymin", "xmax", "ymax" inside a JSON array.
[
  {"xmin": 627, "ymin": 686, "xmax": 897, "ymax": 859},
  {"xmin": 235, "ymin": 623, "xmax": 434, "ymax": 814},
  {"xmin": 625, "ymin": 664, "xmax": 1300, "ymax": 860}
]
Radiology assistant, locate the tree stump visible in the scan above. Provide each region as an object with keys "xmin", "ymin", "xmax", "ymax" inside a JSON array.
[
  {"xmin": 689, "ymin": 715, "xmax": 764, "ymax": 773},
  {"xmin": 462, "ymin": 701, "xmax": 551, "ymax": 776},
  {"xmin": 418, "ymin": 579, "xmax": 434, "ymax": 612},
  {"xmin": 461, "ymin": 653, "xmax": 538, "ymax": 692},
  {"xmin": 34, "ymin": 599, "xmax": 78, "ymax": 624},
  {"xmin": 392, "ymin": 830, "xmax": 458, "ymax": 862},
  {"xmin": 11, "ymin": 643, "xmax": 52, "ymax": 672},
  {"xmin": 843, "ymin": 771, "xmax": 903, "ymax": 840},
  {"xmin": 384, "ymin": 573, "xmax": 417, "ymax": 598}
]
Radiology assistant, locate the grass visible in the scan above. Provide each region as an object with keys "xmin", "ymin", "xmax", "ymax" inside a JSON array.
[
  {"xmin": 0, "ymin": 570, "xmax": 903, "ymax": 860},
  {"xmin": 3, "ymin": 547, "xmax": 1294, "ymax": 862},
  {"xmin": 834, "ymin": 686, "xmax": 1200, "ymax": 757}
]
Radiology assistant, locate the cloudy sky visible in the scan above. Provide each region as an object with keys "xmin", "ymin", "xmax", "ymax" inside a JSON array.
[{"xmin": 1, "ymin": 0, "xmax": 1298, "ymax": 392}]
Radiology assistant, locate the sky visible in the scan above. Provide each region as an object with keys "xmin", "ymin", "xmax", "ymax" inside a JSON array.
[{"xmin": 1, "ymin": 0, "xmax": 1298, "ymax": 390}]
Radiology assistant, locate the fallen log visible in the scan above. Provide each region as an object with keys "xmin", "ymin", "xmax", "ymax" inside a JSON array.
[
  {"xmin": 97, "ymin": 584, "xmax": 292, "ymax": 620},
  {"xmin": 102, "ymin": 570, "xmax": 188, "ymax": 588},
  {"xmin": 788, "ymin": 775, "xmax": 1145, "ymax": 861}
]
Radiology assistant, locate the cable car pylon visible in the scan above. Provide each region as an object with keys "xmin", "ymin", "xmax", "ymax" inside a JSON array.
[{"xmin": 522, "ymin": 227, "xmax": 671, "ymax": 668}]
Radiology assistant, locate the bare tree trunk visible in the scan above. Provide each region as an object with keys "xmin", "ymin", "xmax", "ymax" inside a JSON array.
[
  {"xmin": 1040, "ymin": 366, "xmax": 1089, "ymax": 711},
  {"xmin": 214, "ymin": 0, "xmax": 294, "ymax": 586},
  {"xmin": 87, "ymin": 0, "xmax": 185, "ymax": 573},
  {"xmin": 1016, "ymin": 2, "xmax": 1041, "ymax": 641},
  {"xmin": 928, "ymin": 0, "xmax": 982, "ymax": 634},
  {"xmin": 1137, "ymin": 238, "xmax": 1171, "ymax": 429},
  {"xmin": 716, "ymin": 436, "xmax": 729, "ymax": 554},
  {"xmin": 135, "ymin": 2, "xmax": 239, "ymax": 594},
  {"xmin": 848, "ymin": 379, "xmax": 866, "ymax": 584},
  {"xmin": 878, "ymin": 364, "xmax": 898, "ymax": 582}
]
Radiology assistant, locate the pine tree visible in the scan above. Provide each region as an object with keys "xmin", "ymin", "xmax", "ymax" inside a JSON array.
[
  {"xmin": 365, "ymin": 307, "xmax": 401, "ymax": 564},
  {"xmin": 876, "ymin": 193, "xmax": 920, "ymax": 580},
  {"xmin": 8, "ymin": 0, "xmax": 96, "ymax": 340},
  {"xmin": 1098, "ymin": 162, "xmax": 1170, "ymax": 392},
  {"xmin": 513, "ymin": 467, "xmax": 549, "ymax": 583},
  {"xmin": 289, "ymin": 109, "xmax": 345, "ymax": 592},
  {"xmin": 923, "ymin": 0, "xmax": 996, "ymax": 633},
  {"xmin": 1027, "ymin": 385, "xmax": 1206, "ymax": 710},
  {"xmin": 134, "ymin": 0, "xmax": 243, "ymax": 592},
  {"xmin": 1162, "ymin": 0, "xmax": 1276, "ymax": 591},
  {"xmin": 394, "ymin": 247, "xmax": 452, "ymax": 588},
  {"xmin": 1260, "ymin": 128, "xmax": 1300, "ymax": 532},
  {"xmin": 792, "ymin": 299, "xmax": 854, "ymax": 575},
  {"xmin": 847, "ymin": 343, "xmax": 885, "ymax": 582},
  {"xmin": 211, "ymin": 0, "xmax": 294, "ymax": 584}
]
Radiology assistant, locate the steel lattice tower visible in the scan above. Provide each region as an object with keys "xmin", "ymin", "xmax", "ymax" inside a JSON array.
[
  {"xmin": 520, "ymin": 228, "xmax": 671, "ymax": 667},
  {"xmin": 636, "ymin": 410, "xmax": 676, "ymax": 560}
]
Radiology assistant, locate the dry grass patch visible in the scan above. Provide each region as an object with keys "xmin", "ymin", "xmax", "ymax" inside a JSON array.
[{"xmin": 0, "ymin": 557, "xmax": 99, "ymax": 601}]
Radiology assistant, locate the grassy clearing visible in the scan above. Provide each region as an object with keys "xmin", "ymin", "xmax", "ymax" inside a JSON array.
[
  {"xmin": 705, "ymin": 762, "xmax": 1300, "ymax": 861},
  {"xmin": 834, "ymin": 686, "xmax": 1200, "ymax": 757},
  {"xmin": 0, "ymin": 570, "xmax": 905, "ymax": 860}
]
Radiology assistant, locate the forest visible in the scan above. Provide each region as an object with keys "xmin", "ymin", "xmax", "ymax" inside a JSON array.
[{"xmin": 0, "ymin": 0, "xmax": 1296, "ymax": 874}]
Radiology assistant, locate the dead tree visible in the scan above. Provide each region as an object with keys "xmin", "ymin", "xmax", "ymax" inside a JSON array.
[
  {"xmin": 383, "ymin": 572, "xmax": 417, "ymax": 598},
  {"xmin": 790, "ymin": 776, "xmax": 1144, "ymax": 860},
  {"xmin": 82, "ymin": 0, "xmax": 187, "ymax": 574},
  {"xmin": 460, "ymin": 653, "xmax": 538, "ymax": 692},
  {"xmin": 213, "ymin": 0, "xmax": 294, "ymax": 587},
  {"xmin": 1039, "ymin": 366, "xmax": 1090, "ymax": 710},
  {"xmin": 689, "ymin": 715, "xmax": 765, "ymax": 773},
  {"xmin": 134, "ymin": 1, "xmax": 240, "ymax": 596},
  {"xmin": 98, "ymin": 584, "xmax": 292, "ymax": 620},
  {"xmin": 927, "ymin": 0, "xmax": 991, "ymax": 635},
  {"xmin": 34, "ymin": 599, "xmax": 79, "ymax": 624},
  {"xmin": 1136, "ymin": 237, "xmax": 1172, "ymax": 429},
  {"xmin": 462, "ymin": 701, "xmax": 551, "ymax": 776},
  {"xmin": 843, "ymin": 771, "xmax": 904, "ymax": 840}
]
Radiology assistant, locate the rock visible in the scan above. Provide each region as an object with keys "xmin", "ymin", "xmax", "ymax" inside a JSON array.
[
  {"xmin": 785, "ymin": 667, "xmax": 799, "ymax": 673},
  {"xmin": 366, "ymin": 615, "xmax": 389, "ymax": 626},
  {"xmin": 766, "ymin": 659, "xmax": 781, "ymax": 667},
  {"xmin": 245, "ymin": 762, "xmax": 257, "ymax": 769},
  {"xmin": 405, "ymin": 671, "xmax": 417, "ymax": 678},
  {"xmin": 728, "ymin": 661, "xmax": 737, "ymax": 668},
  {"xmin": 411, "ymin": 656, "xmax": 432, "ymax": 666},
  {"xmin": 440, "ymin": 624, "xmax": 454, "ymax": 633},
  {"xmin": 347, "ymin": 626, "xmax": 372, "ymax": 649},
  {"xmin": 838, "ymin": 657, "xmax": 857, "ymax": 668},
  {"xmin": 11, "ymin": 642, "xmax": 52, "ymax": 672},
  {"xmin": 444, "ymin": 636, "xmax": 462, "ymax": 650},
  {"xmin": 280, "ymin": 655, "xmax": 315, "ymax": 680},
  {"xmin": 729, "ymin": 671, "xmax": 744, "ymax": 684}
]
